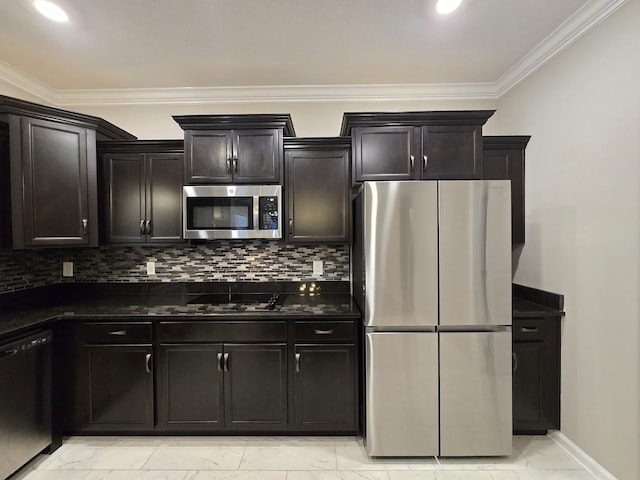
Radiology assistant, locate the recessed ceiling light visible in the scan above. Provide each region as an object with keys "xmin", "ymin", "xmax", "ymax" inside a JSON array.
[
  {"xmin": 34, "ymin": 0, "xmax": 69, "ymax": 22},
  {"xmin": 436, "ymin": 0, "xmax": 463, "ymax": 15}
]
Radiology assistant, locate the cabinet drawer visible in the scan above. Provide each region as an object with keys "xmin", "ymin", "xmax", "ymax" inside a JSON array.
[
  {"xmin": 294, "ymin": 321, "xmax": 356, "ymax": 342},
  {"xmin": 158, "ymin": 321, "xmax": 287, "ymax": 343},
  {"xmin": 83, "ymin": 322, "xmax": 152, "ymax": 344},
  {"xmin": 513, "ymin": 318, "xmax": 553, "ymax": 342}
]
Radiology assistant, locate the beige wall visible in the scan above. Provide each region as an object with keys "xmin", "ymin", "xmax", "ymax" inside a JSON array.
[
  {"xmin": 499, "ymin": 2, "xmax": 640, "ymax": 479},
  {"xmin": 71, "ymin": 99, "xmax": 500, "ymax": 139}
]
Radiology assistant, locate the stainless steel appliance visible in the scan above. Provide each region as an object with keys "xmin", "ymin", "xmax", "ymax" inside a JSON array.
[
  {"xmin": 183, "ymin": 184, "xmax": 281, "ymax": 240},
  {"xmin": 0, "ymin": 330, "xmax": 52, "ymax": 479},
  {"xmin": 353, "ymin": 180, "xmax": 512, "ymax": 457}
]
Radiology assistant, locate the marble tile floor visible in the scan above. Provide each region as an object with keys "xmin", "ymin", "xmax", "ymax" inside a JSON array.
[{"xmin": 10, "ymin": 435, "xmax": 596, "ymax": 480}]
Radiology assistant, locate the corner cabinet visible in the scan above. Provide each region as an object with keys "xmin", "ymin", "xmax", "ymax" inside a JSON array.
[
  {"xmin": 0, "ymin": 94, "xmax": 135, "ymax": 249},
  {"xmin": 482, "ymin": 136, "xmax": 530, "ymax": 246},
  {"xmin": 341, "ymin": 111, "xmax": 494, "ymax": 185},
  {"xmin": 173, "ymin": 114, "xmax": 295, "ymax": 185},
  {"xmin": 512, "ymin": 317, "xmax": 560, "ymax": 434},
  {"xmin": 99, "ymin": 141, "xmax": 184, "ymax": 245},
  {"xmin": 284, "ymin": 138, "xmax": 351, "ymax": 243}
]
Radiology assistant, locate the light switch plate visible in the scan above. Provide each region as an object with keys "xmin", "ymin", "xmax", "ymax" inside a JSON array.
[
  {"xmin": 312, "ymin": 260, "xmax": 323, "ymax": 276},
  {"xmin": 62, "ymin": 261, "xmax": 73, "ymax": 277},
  {"xmin": 146, "ymin": 261, "xmax": 156, "ymax": 275}
]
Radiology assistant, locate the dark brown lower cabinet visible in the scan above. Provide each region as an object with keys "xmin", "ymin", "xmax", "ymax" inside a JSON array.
[
  {"xmin": 294, "ymin": 345, "xmax": 356, "ymax": 431},
  {"xmin": 157, "ymin": 341, "xmax": 288, "ymax": 432},
  {"xmin": 157, "ymin": 344, "xmax": 224, "ymax": 430},
  {"xmin": 63, "ymin": 318, "xmax": 359, "ymax": 434},
  {"xmin": 76, "ymin": 345, "xmax": 154, "ymax": 431},
  {"xmin": 224, "ymin": 344, "xmax": 288, "ymax": 430},
  {"xmin": 512, "ymin": 317, "xmax": 560, "ymax": 434}
]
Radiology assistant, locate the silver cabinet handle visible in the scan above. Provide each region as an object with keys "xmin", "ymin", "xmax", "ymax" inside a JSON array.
[
  {"xmin": 295, "ymin": 353, "xmax": 301, "ymax": 373},
  {"xmin": 314, "ymin": 329, "xmax": 334, "ymax": 335},
  {"xmin": 108, "ymin": 329, "xmax": 127, "ymax": 336},
  {"xmin": 521, "ymin": 327, "xmax": 539, "ymax": 333},
  {"xmin": 145, "ymin": 353, "xmax": 152, "ymax": 373},
  {"xmin": 140, "ymin": 220, "xmax": 145, "ymax": 235},
  {"xmin": 223, "ymin": 352, "xmax": 229, "ymax": 372},
  {"xmin": 145, "ymin": 219, "xmax": 151, "ymax": 235},
  {"xmin": 226, "ymin": 158, "xmax": 232, "ymax": 174},
  {"xmin": 512, "ymin": 352, "xmax": 518, "ymax": 372},
  {"xmin": 217, "ymin": 352, "xmax": 223, "ymax": 372},
  {"xmin": 232, "ymin": 158, "xmax": 238, "ymax": 174},
  {"xmin": 289, "ymin": 219, "xmax": 294, "ymax": 235},
  {"xmin": 423, "ymin": 155, "xmax": 428, "ymax": 171},
  {"xmin": 410, "ymin": 154, "xmax": 415, "ymax": 172},
  {"xmin": 82, "ymin": 218, "xmax": 88, "ymax": 235},
  {"xmin": 0, "ymin": 348, "xmax": 18, "ymax": 359}
]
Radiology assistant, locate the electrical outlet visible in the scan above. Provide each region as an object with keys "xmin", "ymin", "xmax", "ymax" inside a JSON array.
[
  {"xmin": 146, "ymin": 261, "xmax": 156, "ymax": 275},
  {"xmin": 312, "ymin": 260, "xmax": 323, "ymax": 276},
  {"xmin": 62, "ymin": 261, "xmax": 73, "ymax": 277}
]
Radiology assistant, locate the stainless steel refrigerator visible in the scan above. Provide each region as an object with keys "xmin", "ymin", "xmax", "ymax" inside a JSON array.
[{"xmin": 353, "ymin": 180, "xmax": 512, "ymax": 457}]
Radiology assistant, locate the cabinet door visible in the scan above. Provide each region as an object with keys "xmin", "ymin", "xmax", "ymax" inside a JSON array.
[
  {"xmin": 184, "ymin": 130, "xmax": 233, "ymax": 183},
  {"xmin": 285, "ymin": 149, "xmax": 350, "ymax": 243},
  {"xmin": 512, "ymin": 318, "xmax": 560, "ymax": 433},
  {"xmin": 294, "ymin": 345, "xmax": 356, "ymax": 431},
  {"xmin": 233, "ymin": 129, "xmax": 281, "ymax": 183},
  {"xmin": 146, "ymin": 153, "xmax": 184, "ymax": 243},
  {"xmin": 157, "ymin": 344, "xmax": 224, "ymax": 430},
  {"xmin": 352, "ymin": 126, "xmax": 418, "ymax": 182},
  {"xmin": 422, "ymin": 125, "xmax": 482, "ymax": 179},
  {"xmin": 20, "ymin": 117, "xmax": 95, "ymax": 246},
  {"xmin": 483, "ymin": 145, "xmax": 526, "ymax": 245},
  {"xmin": 104, "ymin": 154, "xmax": 145, "ymax": 244},
  {"xmin": 83, "ymin": 345, "xmax": 154, "ymax": 430},
  {"xmin": 223, "ymin": 344, "xmax": 288, "ymax": 430}
]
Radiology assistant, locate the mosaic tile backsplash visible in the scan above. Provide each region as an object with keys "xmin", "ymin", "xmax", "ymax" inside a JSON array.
[{"xmin": 0, "ymin": 241, "xmax": 350, "ymax": 294}]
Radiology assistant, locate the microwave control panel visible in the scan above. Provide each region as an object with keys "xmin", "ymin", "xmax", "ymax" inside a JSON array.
[{"xmin": 259, "ymin": 197, "xmax": 279, "ymax": 230}]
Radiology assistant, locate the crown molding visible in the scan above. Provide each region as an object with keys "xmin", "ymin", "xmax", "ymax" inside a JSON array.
[
  {"xmin": 0, "ymin": 0, "xmax": 629, "ymax": 107},
  {"xmin": 0, "ymin": 60, "xmax": 56, "ymax": 104},
  {"xmin": 495, "ymin": 0, "xmax": 629, "ymax": 96},
  {"xmin": 51, "ymin": 83, "xmax": 498, "ymax": 106}
]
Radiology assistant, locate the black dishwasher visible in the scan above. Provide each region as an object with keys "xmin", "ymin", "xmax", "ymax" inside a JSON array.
[{"xmin": 0, "ymin": 329, "xmax": 52, "ymax": 479}]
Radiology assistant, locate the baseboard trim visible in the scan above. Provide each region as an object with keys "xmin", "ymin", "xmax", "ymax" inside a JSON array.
[{"xmin": 548, "ymin": 430, "xmax": 617, "ymax": 479}]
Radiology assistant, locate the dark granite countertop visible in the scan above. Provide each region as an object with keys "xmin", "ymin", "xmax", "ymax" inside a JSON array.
[
  {"xmin": 513, "ymin": 283, "xmax": 565, "ymax": 319},
  {"xmin": 0, "ymin": 283, "xmax": 361, "ymax": 339}
]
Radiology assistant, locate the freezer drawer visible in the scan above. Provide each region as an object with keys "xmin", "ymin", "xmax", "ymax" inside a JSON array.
[
  {"xmin": 365, "ymin": 331, "xmax": 438, "ymax": 456},
  {"xmin": 439, "ymin": 330, "xmax": 512, "ymax": 456}
]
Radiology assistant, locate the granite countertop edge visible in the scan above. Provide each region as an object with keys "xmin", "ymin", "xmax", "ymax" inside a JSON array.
[{"xmin": 0, "ymin": 295, "xmax": 362, "ymax": 339}]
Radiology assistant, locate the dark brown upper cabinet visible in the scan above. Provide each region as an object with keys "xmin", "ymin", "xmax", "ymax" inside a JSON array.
[
  {"xmin": 341, "ymin": 111, "xmax": 494, "ymax": 185},
  {"xmin": 284, "ymin": 138, "xmax": 351, "ymax": 244},
  {"xmin": 482, "ymin": 136, "xmax": 530, "ymax": 246},
  {"xmin": 99, "ymin": 141, "xmax": 184, "ymax": 245},
  {"xmin": 0, "ymin": 95, "xmax": 135, "ymax": 249},
  {"xmin": 173, "ymin": 114, "xmax": 295, "ymax": 185}
]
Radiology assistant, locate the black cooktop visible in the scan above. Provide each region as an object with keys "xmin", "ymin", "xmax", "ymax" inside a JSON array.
[{"xmin": 186, "ymin": 292, "xmax": 285, "ymax": 311}]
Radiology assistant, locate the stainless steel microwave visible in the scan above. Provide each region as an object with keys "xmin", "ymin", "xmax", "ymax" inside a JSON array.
[{"xmin": 183, "ymin": 185, "xmax": 282, "ymax": 240}]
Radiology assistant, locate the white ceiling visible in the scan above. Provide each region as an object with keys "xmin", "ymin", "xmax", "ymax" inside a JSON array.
[{"xmin": 0, "ymin": 0, "xmax": 627, "ymax": 104}]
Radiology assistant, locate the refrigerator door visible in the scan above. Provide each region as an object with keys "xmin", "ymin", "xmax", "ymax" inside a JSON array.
[
  {"xmin": 439, "ymin": 330, "xmax": 513, "ymax": 456},
  {"xmin": 365, "ymin": 331, "xmax": 439, "ymax": 456},
  {"xmin": 363, "ymin": 181, "xmax": 438, "ymax": 328},
  {"xmin": 439, "ymin": 180, "xmax": 512, "ymax": 327}
]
